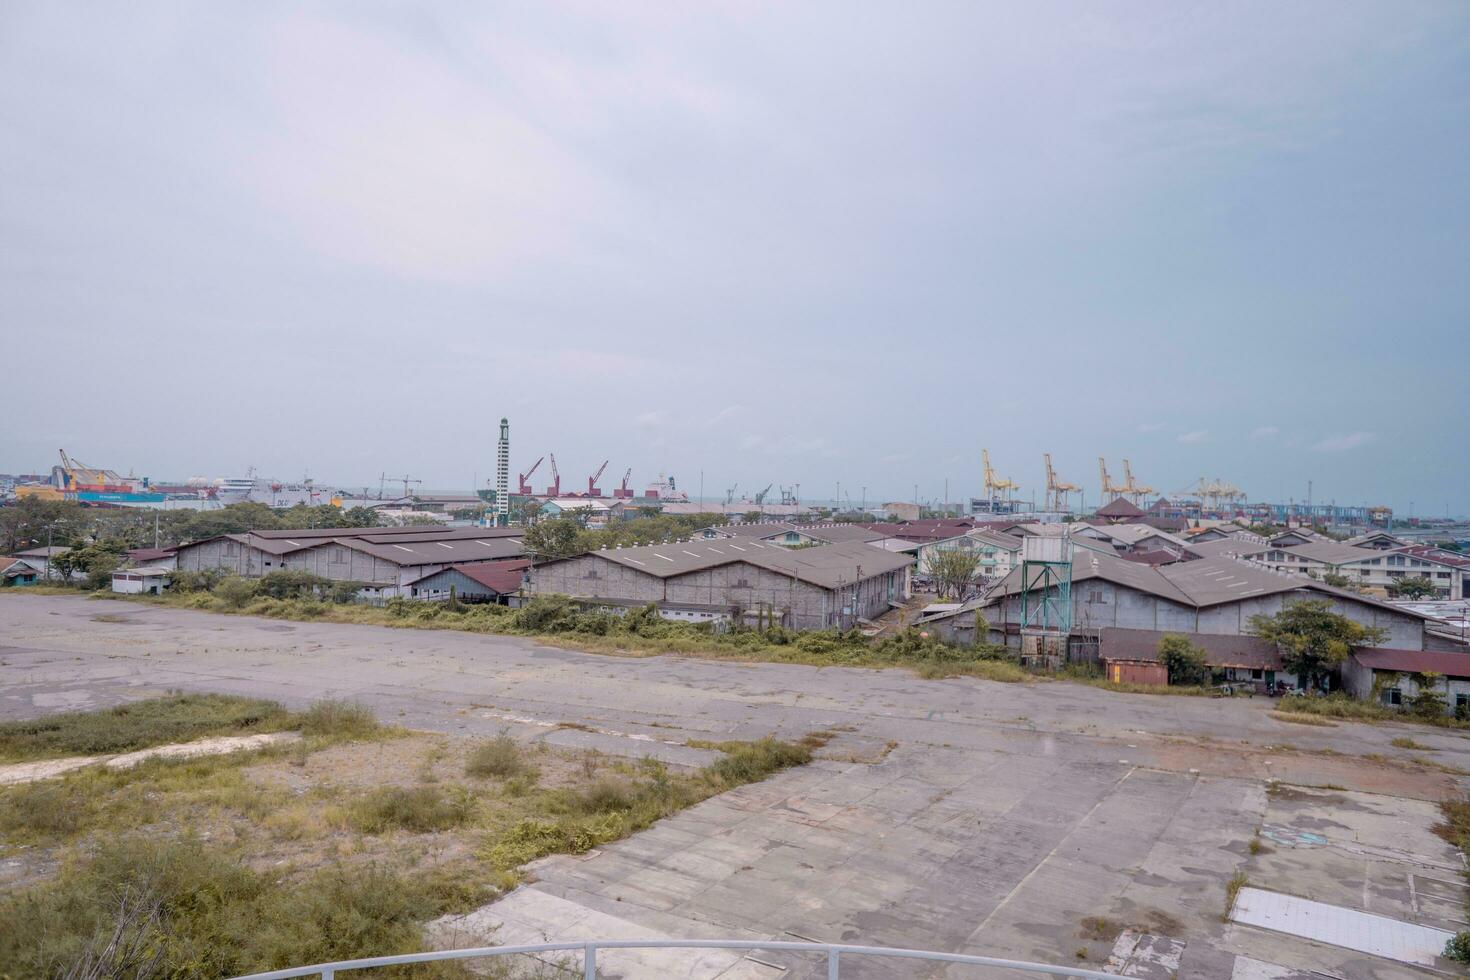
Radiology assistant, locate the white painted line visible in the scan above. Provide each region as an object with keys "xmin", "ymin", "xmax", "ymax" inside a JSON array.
[
  {"xmin": 1232, "ymin": 886, "xmax": 1452, "ymax": 968},
  {"xmin": 654, "ymin": 554, "xmax": 675, "ymax": 562}
]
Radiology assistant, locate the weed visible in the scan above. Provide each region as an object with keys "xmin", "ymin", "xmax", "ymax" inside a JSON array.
[
  {"xmin": 297, "ymin": 700, "xmax": 381, "ymax": 741},
  {"xmin": 1078, "ymin": 916, "xmax": 1116, "ymax": 942},
  {"xmin": 466, "ymin": 733, "xmax": 529, "ymax": 779},
  {"xmin": 346, "ymin": 785, "xmax": 477, "ymax": 834},
  {"xmin": 0, "ymin": 692, "xmax": 291, "ymax": 762},
  {"xmin": 1391, "ymin": 736, "xmax": 1430, "ymax": 750},
  {"xmin": 1223, "ymin": 871, "xmax": 1248, "ymax": 921},
  {"xmin": 1269, "ymin": 712, "xmax": 1336, "ymax": 727}
]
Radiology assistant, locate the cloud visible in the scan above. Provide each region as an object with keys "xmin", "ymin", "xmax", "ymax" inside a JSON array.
[
  {"xmin": 1311, "ymin": 431, "xmax": 1376, "ymax": 453},
  {"xmin": 702, "ymin": 404, "xmax": 746, "ymax": 428},
  {"xmin": 878, "ymin": 453, "xmax": 910, "ymax": 465},
  {"xmin": 1176, "ymin": 430, "xmax": 1209, "ymax": 445},
  {"xmin": 633, "ymin": 410, "xmax": 667, "ymax": 427},
  {"xmin": 1250, "ymin": 425, "xmax": 1279, "ymax": 440},
  {"xmin": 1137, "ymin": 422, "xmax": 1167, "ymax": 433}
]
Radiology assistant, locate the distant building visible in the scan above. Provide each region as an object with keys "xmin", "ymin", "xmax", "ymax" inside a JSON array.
[
  {"xmin": 406, "ymin": 560, "xmax": 530, "ymax": 604},
  {"xmin": 0, "ymin": 557, "xmax": 40, "ymax": 586},
  {"xmin": 1341, "ymin": 648, "xmax": 1470, "ymax": 715},
  {"xmin": 921, "ymin": 547, "xmax": 1448, "ymax": 653},
  {"xmin": 172, "ymin": 526, "xmax": 525, "ymax": 599},
  {"xmin": 527, "ymin": 539, "xmax": 912, "ymax": 630},
  {"xmin": 881, "ymin": 502, "xmax": 922, "ymax": 522},
  {"xmin": 111, "ymin": 565, "xmax": 172, "ymax": 595}
]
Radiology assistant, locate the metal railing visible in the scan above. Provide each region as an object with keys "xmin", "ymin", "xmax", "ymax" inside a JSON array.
[{"xmin": 231, "ymin": 938, "xmax": 1123, "ymax": 980}]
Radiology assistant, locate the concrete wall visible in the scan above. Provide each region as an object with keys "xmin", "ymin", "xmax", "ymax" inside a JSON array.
[{"xmin": 1342, "ymin": 662, "xmax": 1470, "ymax": 715}]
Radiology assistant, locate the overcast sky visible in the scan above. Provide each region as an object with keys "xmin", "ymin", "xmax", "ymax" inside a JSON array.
[{"xmin": 3, "ymin": 3, "xmax": 1467, "ymax": 513}]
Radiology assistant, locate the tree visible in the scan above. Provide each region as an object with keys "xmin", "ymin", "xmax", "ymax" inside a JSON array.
[
  {"xmin": 522, "ymin": 517, "xmax": 584, "ymax": 559},
  {"xmin": 1248, "ymin": 599, "xmax": 1389, "ymax": 689},
  {"xmin": 1388, "ymin": 576, "xmax": 1438, "ymax": 599},
  {"xmin": 927, "ymin": 547, "xmax": 982, "ymax": 600},
  {"xmin": 1321, "ymin": 571, "xmax": 1362, "ymax": 593},
  {"xmin": 1157, "ymin": 634, "xmax": 1210, "ymax": 686}
]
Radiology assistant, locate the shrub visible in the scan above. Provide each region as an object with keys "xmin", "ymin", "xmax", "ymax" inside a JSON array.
[
  {"xmin": 213, "ymin": 576, "xmax": 257, "ymax": 609},
  {"xmin": 1158, "ymin": 634, "xmax": 1210, "ymax": 686},
  {"xmin": 465, "ymin": 733, "xmax": 528, "ymax": 779},
  {"xmin": 346, "ymin": 785, "xmax": 476, "ymax": 834},
  {"xmin": 297, "ymin": 700, "xmax": 380, "ymax": 741},
  {"xmin": 0, "ymin": 692, "xmax": 291, "ymax": 762},
  {"xmin": 0, "ymin": 781, "xmax": 87, "ymax": 838},
  {"xmin": 1446, "ymin": 932, "xmax": 1470, "ymax": 963},
  {"xmin": 705, "ymin": 738, "xmax": 812, "ymax": 786}
]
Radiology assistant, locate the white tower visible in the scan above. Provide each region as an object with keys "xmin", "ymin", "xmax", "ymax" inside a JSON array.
[{"xmin": 496, "ymin": 417, "xmax": 510, "ymax": 526}]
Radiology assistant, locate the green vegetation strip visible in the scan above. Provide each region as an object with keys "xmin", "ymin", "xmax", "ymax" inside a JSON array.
[{"xmin": 0, "ymin": 696, "xmax": 816, "ymax": 979}]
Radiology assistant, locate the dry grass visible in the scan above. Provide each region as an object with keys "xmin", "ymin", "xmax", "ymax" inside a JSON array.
[
  {"xmin": 465, "ymin": 733, "xmax": 531, "ymax": 780},
  {"xmin": 1269, "ymin": 711, "xmax": 1337, "ymax": 727},
  {"xmin": 1391, "ymin": 736, "xmax": 1431, "ymax": 750},
  {"xmin": 1223, "ymin": 871, "xmax": 1248, "ymax": 921},
  {"xmin": 0, "ymin": 696, "xmax": 817, "ymax": 979}
]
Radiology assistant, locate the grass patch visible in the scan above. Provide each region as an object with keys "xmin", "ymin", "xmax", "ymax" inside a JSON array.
[
  {"xmin": 1078, "ymin": 916, "xmax": 1117, "ymax": 942},
  {"xmin": 1269, "ymin": 712, "xmax": 1337, "ymax": 727},
  {"xmin": 465, "ymin": 733, "xmax": 531, "ymax": 779},
  {"xmin": 1223, "ymin": 871, "xmax": 1248, "ymax": 921},
  {"xmin": 0, "ymin": 724, "xmax": 815, "ymax": 978},
  {"xmin": 0, "ymin": 837, "xmax": 485, "ymax": 979},
  {"xmin": 1391, "ymin": 736, "xmax": 1431, "ymax": 750},
  {"xmin": 298, "ymin": 700, "xmax": 382, "ymax": 742},
  {"xmin": 100, "ymin": 589, "xmax": 1032, "ymax": 681},
  {"xmin": 0, "ymin": 692, "xmax": 292, "ymax": 763},
  {"xmin": 346, "ymin": 785, "xmax": 477, "ymax": 834},
  {"xmin": 1270, "ymin": 693, "xmax": 1470, "ymax": 731}
]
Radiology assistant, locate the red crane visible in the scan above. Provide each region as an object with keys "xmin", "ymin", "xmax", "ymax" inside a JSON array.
[
  {"xmin": 546, "ymin": 454, "xmax": 561, "ymax": 496},
  {"xmin": 587, "ymin": 460, "xmax": 609, "ymax": 497},
  {"xmin": 517, "ymin": 456, "xmax": 544, "ymax": 496},
  {"xmin": 614, "ymin": 468, "xmax": 633, "ymax": 498}
]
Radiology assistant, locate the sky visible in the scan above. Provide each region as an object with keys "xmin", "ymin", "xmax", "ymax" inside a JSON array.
[{"xmin": 2, "ymin": 3, "xmax": 1468, "ymax": 514}]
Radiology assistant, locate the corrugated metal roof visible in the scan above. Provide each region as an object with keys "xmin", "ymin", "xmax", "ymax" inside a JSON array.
[
  {"xmin": 409, "ymin": 560, "xmax": 530, "ymax": 594},
  {"xmin": 554, "ymin": 538, "xmax": 913, "ymax": 590},
  {"xmin": 1352, "ymin": 647, "xmax": 1470, "ymax": 676}
]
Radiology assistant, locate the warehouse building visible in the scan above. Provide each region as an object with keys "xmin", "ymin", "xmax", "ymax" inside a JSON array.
[
  {"xmin": 173, "ymin": 526, "xmax": 525, "ymax": 598},
  {"xmin": 406, "ymin": 560, "xmax": 530, "ymax": 604},
  {"xmin": 923, "ymin": 547, "xmax": 1445, "ymax": 651},
  {"xmin": 527, "ymin": 538, "xmax": 912, "ymax": 630}
]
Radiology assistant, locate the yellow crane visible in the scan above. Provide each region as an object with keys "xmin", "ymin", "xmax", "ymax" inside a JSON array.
[
  {"xmin": 1043, "ymin": 454, "xmax": 1080, "ymax": 513},
  {"xmin": 1098, "ymin": 457, "xmax": 1125, "ymax": 503},
  {"xmin": 1121, "ymin": 459, "xmax": 1154, "ymax": 505},
  {"xmin": 982, "ymin": 449, "xmax": 1018, "ymax": 502}
]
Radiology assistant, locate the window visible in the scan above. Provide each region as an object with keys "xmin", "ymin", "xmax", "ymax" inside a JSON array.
[
  {"xmin": 330, "ymin": 547, "xmax": 348, "ymax": 563},
  {"xmin": 1457, "ymin": 693, "xmax": 1470, "ymax": 711},
  {"xmin": 736, "ymin": 578, "xmax": 751, "ymax": 588},
  {"xmin": 1388, "ymin": 555, "xmax": 1406, "ymax": 566},
  {"xmin": 1087, "ymin": 589, "xmax": 1105, "ymax": 604},
  {"xmin": 583, "ymin": 569, "xmax": 599, "ymax": 579},
  {"xmin": 1251, "ymin": 669, "xmax": 1264, "ymax": 680},
  {"xmin": 1382, "ymin": 688, "xmax": 1403, "ymax": 706}
]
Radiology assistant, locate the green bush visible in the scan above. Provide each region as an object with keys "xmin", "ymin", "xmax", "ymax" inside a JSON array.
[
  {"xmin": 347, "ymin": 785, "xmax": 477, "ymax": 834},
  {"xmin": 213, "ymin": 576, "xmax": 257, "ymax": 609},
  {"xmin": 0, "ymin": 692, "xmax": 291, "ymax": 762},
  {"xmin": 1446, "ymin": 931, "xmax": 1470, "ymax": 963},
  {"xmin": 465, "ymin": 734, "xmax": 528, "ymax": 779},
  {"xmin": 297, "ymin": 700, "xmax": 381, "ymax": 741}
]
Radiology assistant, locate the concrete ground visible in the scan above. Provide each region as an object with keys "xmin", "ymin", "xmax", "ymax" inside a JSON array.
[{"xmin": 2, "ymin": 593, "xmax": 1466, "ymax": 978}]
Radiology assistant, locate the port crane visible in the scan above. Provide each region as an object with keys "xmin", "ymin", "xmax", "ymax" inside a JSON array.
[
  {"xmin": 546, "ymin": 454, "xmax": 561, "ymax": 496},
  {"xmin": 1043, "ymin": 454, "xmax": 1081, "ymax": 513},
  {"xmin": 587, "ymin": 460, "xmax": 608, "ymax": 496},
  {"xmin": 982, "ymin": 449, "xmax": 1018, "ymax": 503},
  {"xmin": 379, "ymin": 473, "xmax": 421, "ymax": 498},
  {"xmin": 614, "ymin": 468, "xmax": 633, "ymax": 499},
  {"xmin": 753, "ymin": 483, "xmax": 773, "ymax": 506},
  {"xmin": 1120, "ymin": 459, "xmax": 1154, "ymax": 505},
  {"xmin": 1098, "ymin": 458, "xmax": 1125, "ymax": 503},
  {"xmin": 517, "ymin": 456, "xmax": 544, "ymax": 496},
  {"xmin": 724, "ymin": 483, "xmax": 739, "ymax": 506}
]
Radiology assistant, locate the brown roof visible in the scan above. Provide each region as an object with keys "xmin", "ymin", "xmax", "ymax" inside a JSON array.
[
  {"xmin": 1098, "ymin": 628, "xmax": 1282, "ymax": 670},
  {"xmin": 1095, "ymin": 498, "xmax": 1146, "ymax": 519},
  {"xmin": 1352, "ymin": 647, "xmax": 1470, "ymax": 677},
  {"xmin": 127, "ymin": 547, "xmax": 176, "ymax": 562},
  {"xmin": 409, "ymin": 560, "xmax": 530, "ymax": 594}
]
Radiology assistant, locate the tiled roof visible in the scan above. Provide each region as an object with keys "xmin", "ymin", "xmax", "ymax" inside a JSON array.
[
  {"xmin": 1098, "ymin": 627, "xmax": 1282, "ymax": 670},
  {"xmin": 547, "ymin": 538, "xmax": 913, "ymax": 590}
]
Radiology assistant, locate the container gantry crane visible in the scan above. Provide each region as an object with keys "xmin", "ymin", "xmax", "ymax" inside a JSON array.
[
  {"xmin": 982, "ymin": 449, "xmax": 1018, "ymax": 502},
  {"xmin": 1121, "ymin": 459, "xmax": 1154, "ymax": 505},
  {"xmin": 1043, "ymin": 454, "xmax": 1080, "ymax": 513},
  {"xmin": 1098, "ymin": 458, "xmax": 1124, "ymax": 503}
]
